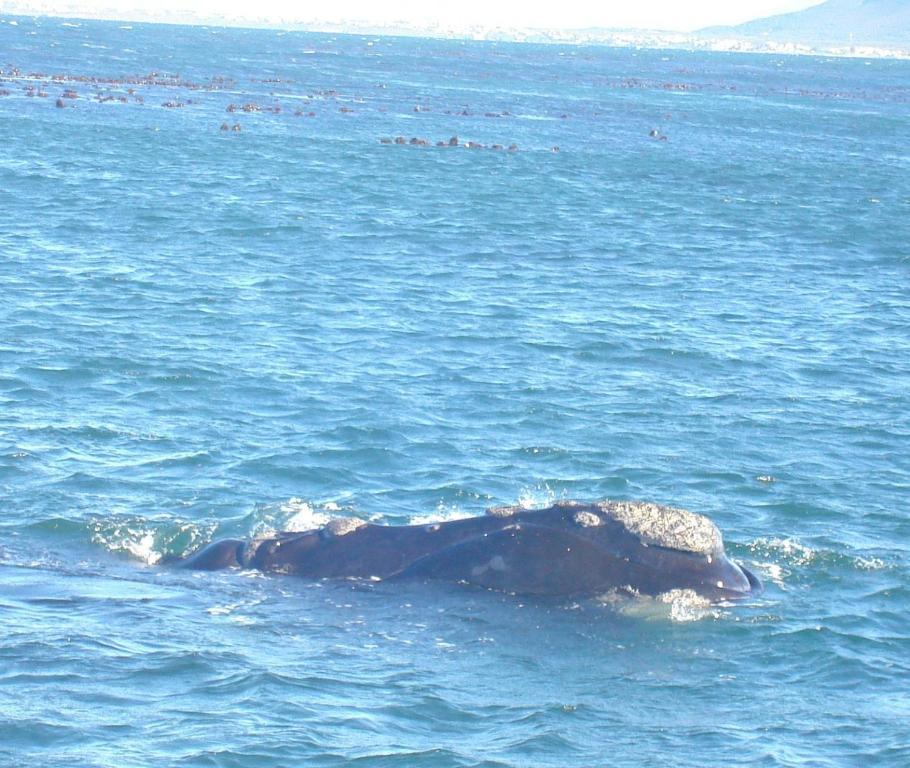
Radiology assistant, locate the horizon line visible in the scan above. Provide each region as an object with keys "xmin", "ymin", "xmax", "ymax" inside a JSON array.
[{"xmin": 2, "ymin": 6, "xmax": 908, "ymax": 59}]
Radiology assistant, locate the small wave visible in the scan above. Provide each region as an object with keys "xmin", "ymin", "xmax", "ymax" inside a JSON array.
[
  {"xmin": 746, "ymin": 537, "xmax": 893, "ymax": 588},
  {"xmin": 410, "ymin": 486, "xmax": 568, "ymax": 525},
  {"xmin": 88, "ymin": 516, "xmax": 214, "ymax": 565},
  {"xmin": 745, "ymin": 536, "xmax": 814, "ymax": 587},
  {"xmin": 91, "ymin": 499, "xmax": 368, "ymax": 564},
  {"xmin": 749, "ymin": 537, "xmax": 894, "ymax": 571},
  {"xmin": 409, "ymin": 501, "xmax": 473, "ymax": 526},
  {"xmin": 280, "ymin": 497, "xmax": 331, "ymax": 530},
  {"xmin": 246, "ymin": 498, "xmax": 371, "ymax": 539},
  {"xmin": 750, "ymin": 537, "xmax": 816, "ymax": 565}
]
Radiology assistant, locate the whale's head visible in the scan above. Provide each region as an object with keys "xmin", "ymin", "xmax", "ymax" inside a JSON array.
[{"xmin": 591, "ymin": 501, "xmax": 763, "ymax": 600}]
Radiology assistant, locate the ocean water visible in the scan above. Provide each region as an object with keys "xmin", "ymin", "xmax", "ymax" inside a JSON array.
[{"xmin": 1, "ymin": 14, "xmax": 909, "ymax": 766}]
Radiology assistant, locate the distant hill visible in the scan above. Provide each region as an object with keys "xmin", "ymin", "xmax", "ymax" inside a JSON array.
[{"xmin": 700, "ymin": 0, "xmax": 910, "ymax": 49}]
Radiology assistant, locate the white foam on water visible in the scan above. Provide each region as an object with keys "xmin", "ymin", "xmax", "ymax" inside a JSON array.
[
  {"xmin": 658, "ymin": 589, "xmax": 721, "ymax": 623},
  {"xmin": 122, "ymin": 533, "xmax": 161, "ymax": 565},
  {"xmin": 596, "ymin": 587, "xmax": 722, "ymax": 623}
]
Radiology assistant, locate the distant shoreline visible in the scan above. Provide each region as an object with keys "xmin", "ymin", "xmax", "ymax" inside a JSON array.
[{"xmin": 2, "ymin": 10, "xmax": 909, "ymax": 62}]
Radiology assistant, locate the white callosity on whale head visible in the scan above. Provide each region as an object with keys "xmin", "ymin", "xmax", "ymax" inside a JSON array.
[
  {"xmin": 323, "ymin": 517, "xmax": 367, "ymax": 537},
  {"xmin": 595, "ymin": 500, "xmax": 723, "ymax": 555},
  {"xmin": 572, "ymin": 510, "xmax": 603, "ymax": 528}
]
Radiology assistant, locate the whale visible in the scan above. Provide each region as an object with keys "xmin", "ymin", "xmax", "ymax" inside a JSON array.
[{"xmin": 176, "ymin": 500, "xmax": 761, "ymax": 601}]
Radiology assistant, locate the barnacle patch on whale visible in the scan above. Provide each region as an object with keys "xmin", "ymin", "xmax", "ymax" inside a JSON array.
[
  {"xmin": 486, "ymin": 504, "xmax": 520, "ymax": 518},
  {"xmin": 596, "ymin": 500, "xmax": 721, "ymax": 555}
]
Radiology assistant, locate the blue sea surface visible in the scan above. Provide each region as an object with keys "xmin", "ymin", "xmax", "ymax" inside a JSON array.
[{"xmin": 1, "ymin": 15, "xmax": 909, "ymax": 767}]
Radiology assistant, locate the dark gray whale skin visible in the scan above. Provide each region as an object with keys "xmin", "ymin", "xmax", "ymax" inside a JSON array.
[{"xmin": 177, "ymin": 500, "xmax": 762, "ymax": 601}]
